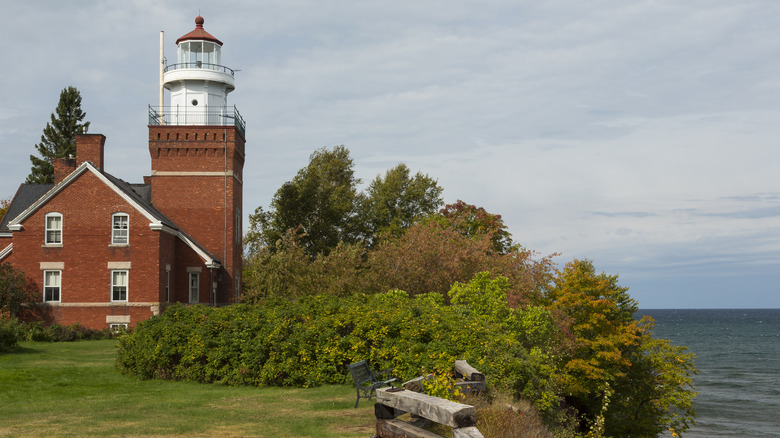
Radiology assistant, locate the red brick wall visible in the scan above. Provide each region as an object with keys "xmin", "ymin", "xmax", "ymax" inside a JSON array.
[
  {"xmin": 53, "ymin": 157, "xmax": 77, "ymax": 184},
  {"xmin": 148, "ymin": 125, "xmax": 245, "ymax": 303},
  {"xmin": 10, "ymin": 170, "xmax": 164, "ymax": 329},
  {"xmin": 75, "ymin": 134, "xmax": 106, "ymax": 171}
]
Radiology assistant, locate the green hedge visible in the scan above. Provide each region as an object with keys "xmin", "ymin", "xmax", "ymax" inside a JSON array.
[
  {"xmin": 0, "ymin": 318, "xmax": 113, "ymax": 351},
  {"xmin": 116, "ymin": 283, "xmax": 561, "ymax": 412}
]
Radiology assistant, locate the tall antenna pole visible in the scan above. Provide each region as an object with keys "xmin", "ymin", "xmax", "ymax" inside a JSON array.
[{"xmin": 159, "ymin": 31, "xmax": 165, "ymax": 119}]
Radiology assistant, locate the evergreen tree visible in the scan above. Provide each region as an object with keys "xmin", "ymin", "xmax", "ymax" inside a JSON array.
[{"xmin": 26, "ymin": 86, "xmax": 90, "ymax": 184}]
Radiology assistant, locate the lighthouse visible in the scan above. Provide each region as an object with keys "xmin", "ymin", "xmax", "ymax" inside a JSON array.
[
  {"xmin": 148, "ymin": 16, "xmax": 246, "ymax": 305},
  {"xmin": 161, "ymin": 15, "xmax": 236, "ymax": 126}
]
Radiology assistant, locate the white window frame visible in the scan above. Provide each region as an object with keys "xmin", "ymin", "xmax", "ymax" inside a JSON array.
[
  {"xmin": 43, "ymin": 270, "xmax": 61, "ymax": 302},
  {"xmin": 111, "ymin": 270, "xmax": 128, "ymax": 302},
  {"xmin": 189, "ymin": 272, "xmax": 199, "ymax": 303},
  {"xmin": 45, "ymin": 213, "xmax": 62, "ymax": 245},
  {"xmin": 111, "ymin": 213, "xmax": 129, "ymax": 245},
  {"xmin": 109, "ymin": 323, "xmax": 128, "ymax": 334}
]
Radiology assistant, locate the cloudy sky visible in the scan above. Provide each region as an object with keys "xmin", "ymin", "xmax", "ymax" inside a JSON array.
[{"xmin": 2, "ymin": 1, "xmax": 779, "ymax": 308}]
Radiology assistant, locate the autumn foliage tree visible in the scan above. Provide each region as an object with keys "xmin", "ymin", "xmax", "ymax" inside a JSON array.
[
  {"xmin": 242, "ymin": 207, "xmax": 553, "ymax": 306},
  {"xmin": 0, "ymin": 198, "xmax": 10, "ymax": 222},
  {"xmin": 542, "ymin": 259, "xmax": 696, "ymax": 436},
  {"xmin": 430, "ymin": 200, "xmax": 516, "ymax": 254}
]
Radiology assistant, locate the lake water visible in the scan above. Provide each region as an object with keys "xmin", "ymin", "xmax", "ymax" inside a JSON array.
[{"xmin": 641, "ymin": 309, "xmax": 780, "ymax": 437}]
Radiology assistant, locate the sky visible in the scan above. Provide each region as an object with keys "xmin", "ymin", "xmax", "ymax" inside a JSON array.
[{"xmin": 2, "ymin": 1, "xmax": 779, "ymax": 308}]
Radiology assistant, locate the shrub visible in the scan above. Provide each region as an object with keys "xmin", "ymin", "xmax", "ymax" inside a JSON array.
[
  {"xmin": 117, "ymin": 290, "xmax": 518, "ymax": 391},
  {"xmin": 0, "ymin": 317, "xmax": 23, "ymax": 352},
  {"xmin": 116, "ymin": 276, "xmax": 566, "ymax": 423},
  {"xmin": 22, "ymin": 321, "xmax": 112, "ymax": 342},
  {"xmin": 117, "ymin": 270, "xmax": 696, "ymax": 437}
]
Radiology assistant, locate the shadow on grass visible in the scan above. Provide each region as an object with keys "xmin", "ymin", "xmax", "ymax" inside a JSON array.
[{"xmin": 1, "ymin": 346, "xmax": 43, "ymax": 356}]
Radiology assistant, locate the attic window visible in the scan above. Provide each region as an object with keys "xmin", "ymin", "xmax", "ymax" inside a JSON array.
[
  {"xmin": 112, "ymin": 213, "xmax": 129, "ymax": 245},
  {"xmin": 45, "ymin": 213, "xmax": 62, "ymax": 245}
]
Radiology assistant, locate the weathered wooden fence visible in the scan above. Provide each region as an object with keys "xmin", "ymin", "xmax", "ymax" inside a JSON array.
[{"xmin": 373, "ymin": 360, "xmax": 486, "ymax": 438}]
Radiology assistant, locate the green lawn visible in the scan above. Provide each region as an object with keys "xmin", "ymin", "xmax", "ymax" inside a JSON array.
[{"xmin": 0, "ymin": 340, "xmax": 376, "ymax": 437}]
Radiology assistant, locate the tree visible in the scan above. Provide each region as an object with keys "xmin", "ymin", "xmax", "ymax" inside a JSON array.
[
  {"xmin": 241, "ymin": 228, "xmax": 367, "ymax": 302},
  {"xmin": 249, "ymin": 146, "xmax": 362, "ymax": 257},
  {"xmin": 26, "ymin": 86, "xmax": 90, "ymax": 184},
  {"xmin": 245, "ymin": 148, "xmax": 445, "ymax": 258},
  {"xmin": 430, "ymin": 200, "xmax": 516, "ymax": 254},
  {"xmin": 543, "ymin": 259, "xmax": 697, "ymax": 436},
  {"xmin": 365, "ymin": 220, "xmax": 550, "ymax": 304},
  {"xmin": 0, "ymin": 197, "xmax": 10, "ymax": 222},
  {"xmin": 357, "ymin": 163, "xmax": 443, "ymax": 244},
  {"xmin": 606, "ymin": 318, "xmax": 697, "ymax": 437},
  {"xmin": 0, "ymin": 262, "xmax": 35, "ymax": 317}
]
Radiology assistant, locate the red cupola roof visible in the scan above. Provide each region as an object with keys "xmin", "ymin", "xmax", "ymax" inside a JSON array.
[{"xmin": 176, "ymin": 16, "xmax": 223, "ymax": 46}]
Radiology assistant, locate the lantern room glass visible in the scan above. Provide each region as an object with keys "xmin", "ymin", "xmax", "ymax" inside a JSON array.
[{"xmin": 178, "ymin": 41, "xmax": 221, "ymax": 69}]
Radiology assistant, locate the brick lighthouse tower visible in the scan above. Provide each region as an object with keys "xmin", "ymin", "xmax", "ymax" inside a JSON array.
[{"xmin": 148, "ymin": 16, "xmax": 245, "ymax": 305}]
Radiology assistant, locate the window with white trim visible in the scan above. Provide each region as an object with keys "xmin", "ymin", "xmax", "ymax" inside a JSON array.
[
  {"xmin": 43, "ymin": 270, "xmax": 61, "ymax": 302},
  {"xmin": 112, "ymin": 213, "xmax": 129, "ymax": 245},
  {"xmin": 111, "ymin": 270, "xmax": 128, "ymax": 302},
  {"xmin": 109, "ymin": 323, "xmax": 128, "ymax": 334},
  {"xmin": 189, "ymin": 272, "xmax": 199, "ymax": 303},
  {"xmin": 45, "ymin": 213, "xmax": 62, "ymax": 244}
]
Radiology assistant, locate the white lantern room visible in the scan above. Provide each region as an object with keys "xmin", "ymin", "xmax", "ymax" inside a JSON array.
[{"xmin": 162, "ymin": 16, "xmax": 236, "ymax": 125}]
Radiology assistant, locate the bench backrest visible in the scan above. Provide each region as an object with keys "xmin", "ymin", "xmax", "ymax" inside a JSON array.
[{"xmin": 348, "ymin": 360, "xmax": 373, "ymax": 385}]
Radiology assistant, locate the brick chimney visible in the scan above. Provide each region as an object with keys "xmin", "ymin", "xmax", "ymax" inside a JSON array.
[
  {"xmin": 53, "ymin": 156, "xmax": 77, "ymax": 184},
  {"xmin": 75, "ymin": 134, "xmax": 106, "ymax": 172}
]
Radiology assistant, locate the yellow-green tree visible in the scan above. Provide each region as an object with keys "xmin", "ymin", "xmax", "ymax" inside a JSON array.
[{"xmin": 544, "ymin": 259, "xmax": 696, "ymax": 436}]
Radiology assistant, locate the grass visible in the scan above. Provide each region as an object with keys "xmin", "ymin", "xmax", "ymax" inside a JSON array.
[{"xmin": 0, "ymin": 340, "xmax": 375, "ymax": 437}]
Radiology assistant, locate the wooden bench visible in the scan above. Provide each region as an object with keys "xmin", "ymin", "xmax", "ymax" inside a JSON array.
[{"xmin": 348, "ymin": 360, "xmax": 399, "ymax": 408}]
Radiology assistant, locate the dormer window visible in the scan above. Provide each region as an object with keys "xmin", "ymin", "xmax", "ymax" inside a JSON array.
[
  {"xmin": 112, "ymin": 213, "xmax": 129, "ymax": 245},
  {"xmin": 45, "ymin": 213, "xmax": 62, "ymax": 245}
]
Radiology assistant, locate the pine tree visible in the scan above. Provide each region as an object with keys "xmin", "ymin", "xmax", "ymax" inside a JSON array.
[{"xmin": 26, "ymin": 86, "xmax": 90, "ymax": 184}]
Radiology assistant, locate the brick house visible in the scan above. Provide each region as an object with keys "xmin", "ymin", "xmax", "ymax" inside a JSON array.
[{"xmin": 0, "ymin": 16, "xmax": 245, "ymax": 329}]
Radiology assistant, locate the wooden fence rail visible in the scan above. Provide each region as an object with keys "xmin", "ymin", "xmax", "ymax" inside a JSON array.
[{"xmin": 373, "ymin": 360, "xmax": 486, "ymax": 438}]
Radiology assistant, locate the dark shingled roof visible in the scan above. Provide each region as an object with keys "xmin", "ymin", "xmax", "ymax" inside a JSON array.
[
  {"xmin": 0, "ymin": 184, "xmax": 54, "ymax": 232},
  {"xmin": 101, "ymin": 173, "xmax": 174, "ymax": 228},
  {"xmin": 1, "ymin": 169, "xmax": 220, "ymax": 266},
  {"xmin": 101, "ymin": 172, "xmax": 220, "ymax": 264}
]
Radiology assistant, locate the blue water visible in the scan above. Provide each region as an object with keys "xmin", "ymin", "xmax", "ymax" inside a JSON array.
[{"xmin": 641, "ymin": 309, "xmax": 780, "ymax": 437}]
